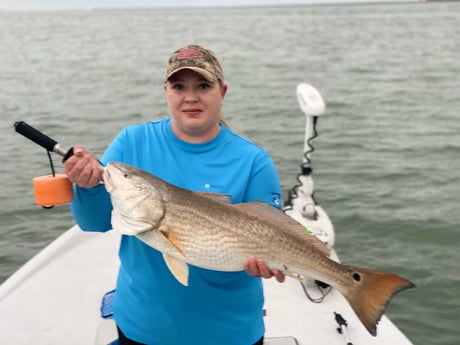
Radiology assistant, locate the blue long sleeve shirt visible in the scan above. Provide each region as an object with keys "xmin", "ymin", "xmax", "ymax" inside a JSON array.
[{"xmin": 70, "ymin": 118, "xmax": 281, "ymax": 345}]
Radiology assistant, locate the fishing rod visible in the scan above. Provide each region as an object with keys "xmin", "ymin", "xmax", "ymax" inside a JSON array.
[
  {"xmin": 14, "ymin": 121, "xmax": 74, "ymax": 161},
  {"xmin": 14, "ymin": 121, "xmax": 75, "ymax": 207}
]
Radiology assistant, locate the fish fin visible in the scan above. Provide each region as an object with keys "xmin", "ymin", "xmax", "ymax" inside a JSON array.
[
  {"xmin": 111, "ymin": 209, "xmax": 153, "ymax": 235},
  {"xmin": 158, "ymin": 231, "xmax": 189, "ymax": 286},
  {"xmin": 234, "ymin": 202, "xmax": 329, "ymax": 256},
  {"xmin": 339, "ymin": 266, "xmax": 415, "ymax": 336},
  {"xmin": 196, "ymin": 192, "xmax": 232, "ymax": 204},
  {"xmin": 163, "ymin": 254, "xmax": 189, "ymax": 286},
  {"xmin": 159, "ymin": 231, "xmax": 187, "ymax": 257}
]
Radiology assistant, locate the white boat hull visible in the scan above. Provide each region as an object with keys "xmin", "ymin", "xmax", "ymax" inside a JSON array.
[{"xmin": 0, "ymin": 225, "xmax": 413, "ymax": 345}]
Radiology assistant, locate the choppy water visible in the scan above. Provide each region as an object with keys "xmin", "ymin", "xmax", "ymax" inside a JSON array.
[{"xmin": 1, "ymin": 3, "xmax": 459, "ymax": 344}]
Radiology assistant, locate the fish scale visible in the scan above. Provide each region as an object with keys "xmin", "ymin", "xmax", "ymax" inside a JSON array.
[{"xmin": 103, "ymin": 162, "xmax": 415, "ymax": 337}]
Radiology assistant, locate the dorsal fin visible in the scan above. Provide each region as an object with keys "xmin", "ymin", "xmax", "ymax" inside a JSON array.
[
  {"xmin": 233, "ymin": 202, "xmax": 329, "ymax": 256},
  {"xmin": 195, "ymin": 192, "xmax": 232, "ymax": 204}
]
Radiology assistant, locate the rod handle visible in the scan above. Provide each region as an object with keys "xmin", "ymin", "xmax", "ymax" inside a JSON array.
[{"xmin": 14, "ymin": 121, "xmax": 58, "ymax": 152}]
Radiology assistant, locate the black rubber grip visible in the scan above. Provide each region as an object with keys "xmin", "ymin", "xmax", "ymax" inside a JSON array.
[
  {"xmin": 14, "ymin": 121, "xmax": 58, "ymax": 152},
  {"xmin": 62, "ymin": 147, "xmax": 74, "ymax": 162}
]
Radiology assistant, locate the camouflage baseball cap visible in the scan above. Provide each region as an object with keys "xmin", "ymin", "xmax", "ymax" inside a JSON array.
[{"xmin": 165, "ymin": 45, "xmax": 224, "ymax": 82}]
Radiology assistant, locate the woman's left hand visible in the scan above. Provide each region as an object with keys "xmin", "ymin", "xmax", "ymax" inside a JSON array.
[{"xmin": 244, "ymin": 257, "xmax": 285, "ymax": 283}]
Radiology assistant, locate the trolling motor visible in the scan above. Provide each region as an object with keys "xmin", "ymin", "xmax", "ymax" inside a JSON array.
[
  {"xmin": 283, "ymin": 83, "xmax": 335, "ymax": 248},
  {"xmin": 14, "ymin": 121, "xmax": 74, "ymax": 208},
  {"xmin": 283, "ymin": 83, "xmax": 336, "ymax": 302}
]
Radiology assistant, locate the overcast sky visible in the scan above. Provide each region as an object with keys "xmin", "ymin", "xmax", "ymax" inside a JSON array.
[{"xmin": 0, "ymin": 0, "xmax": 345, "ymax": 10}]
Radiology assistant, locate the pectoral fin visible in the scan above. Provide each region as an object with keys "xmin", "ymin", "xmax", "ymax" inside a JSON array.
[
  {"xmin": 158, "ymin": 231, "xmax": 189, "ymax": 286},
  {"xmin": 160, "ymin": 231, "xmax": 186, "ymax": 257},
  {"xmin": 163, "ymin": 254, "xmax": 189, "ymax": 286}
]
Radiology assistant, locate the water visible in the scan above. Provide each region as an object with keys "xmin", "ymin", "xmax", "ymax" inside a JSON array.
[{"xmin": 1, "ymin": 3, "xmax": 459, "ymax": 344}]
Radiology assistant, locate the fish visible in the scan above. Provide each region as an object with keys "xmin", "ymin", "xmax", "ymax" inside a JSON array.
[{"xmin": 103, "ymin": 161, "xmax": 415, "ymax": 337}]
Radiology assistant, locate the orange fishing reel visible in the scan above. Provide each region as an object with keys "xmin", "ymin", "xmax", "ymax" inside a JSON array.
[
  {"xmin": 14, "ymin": 121, "xmax": 75, "ymax": 208},
  {"xmin": 32, "ymin": 174, "xmax": 73, "ymax": 207}
]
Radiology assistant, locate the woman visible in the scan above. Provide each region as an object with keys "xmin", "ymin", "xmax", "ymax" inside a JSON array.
[{"xmin": 65, "ymin": 44, "xmax": 284, "ymax": 345}]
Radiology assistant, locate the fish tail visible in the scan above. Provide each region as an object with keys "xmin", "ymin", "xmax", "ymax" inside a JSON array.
[{"xmin": 339, "ymin": 266, "xmax": 415, "ymax": 336}]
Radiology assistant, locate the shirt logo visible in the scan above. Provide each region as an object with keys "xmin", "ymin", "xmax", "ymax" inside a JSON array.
[
  {"xmin": 271, "ymin": 193, "xmax": 281, "ymax": 209},
  {"xmin": 203, "ymin": 183, "xmax": 223, "ymax": 192}
]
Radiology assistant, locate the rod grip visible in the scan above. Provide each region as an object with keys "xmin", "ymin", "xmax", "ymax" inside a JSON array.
[{"xmin": 14, "ymin": 121, "xmax": 58, "ymax": 152}]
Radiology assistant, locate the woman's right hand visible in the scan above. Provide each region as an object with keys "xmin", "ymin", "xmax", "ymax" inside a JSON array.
[
  {"xmin": 64, "ymin": 145, "xmax": 103, "ymax": 188},
  {"xmin": 244, "ymin": 256, "xmax": 286, "ymax": 283}
]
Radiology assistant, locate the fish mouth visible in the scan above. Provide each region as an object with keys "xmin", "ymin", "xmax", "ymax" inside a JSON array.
[{"xmin": 102, "ymin": 166, "xmax": 114, "ymax": 192}]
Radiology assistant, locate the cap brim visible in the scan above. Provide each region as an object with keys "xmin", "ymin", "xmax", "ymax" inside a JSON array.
[{"xmin": 166, "ymin": 67, "xmax": 217, "ymax": 82}]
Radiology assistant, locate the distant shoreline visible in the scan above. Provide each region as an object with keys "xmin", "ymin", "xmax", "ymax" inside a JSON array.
[{"xmin": 3, "ymin": 0, "xmax": 459, "ymax": 13}]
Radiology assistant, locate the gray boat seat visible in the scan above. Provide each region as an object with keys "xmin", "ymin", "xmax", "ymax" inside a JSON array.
[{"xmin": 264, "ymin": 337, "xmax": 299, "ymax": 345}]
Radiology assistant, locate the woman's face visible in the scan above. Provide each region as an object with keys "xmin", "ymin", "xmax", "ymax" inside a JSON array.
[{"xmin": 165, "ymin": 69, "xmax": 227, "ymax": 143}]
